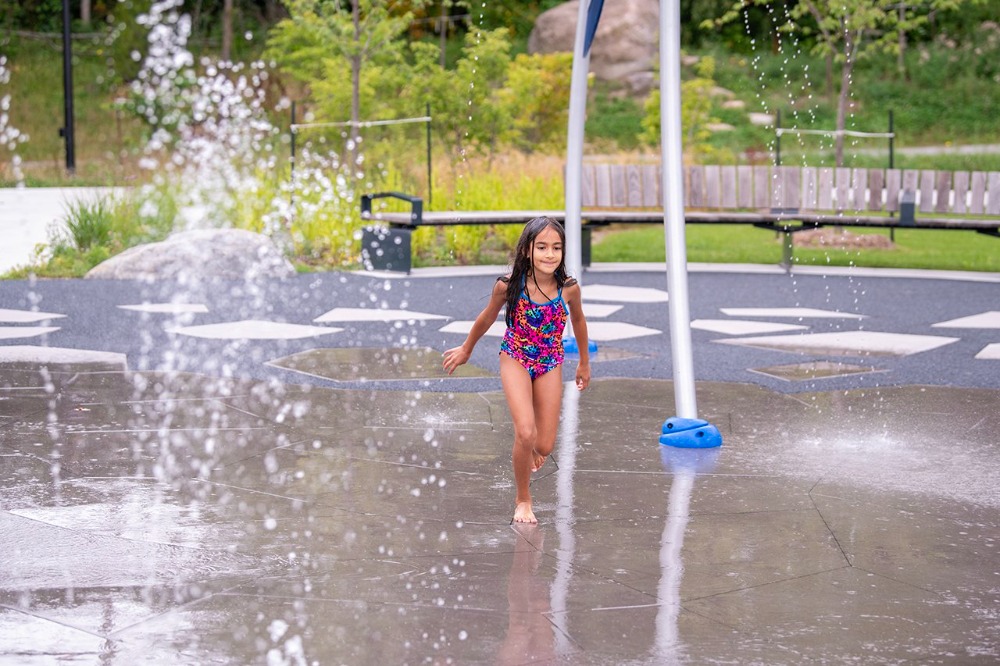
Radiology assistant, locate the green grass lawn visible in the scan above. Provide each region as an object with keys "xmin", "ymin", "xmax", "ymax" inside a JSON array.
[
  {"xmin": 593, "ymin": 224, "xmax": 1000, "ymax": 273},
  {"xmin": 2, "ymin": 40, "xmax": 148, "ymax": 185}
]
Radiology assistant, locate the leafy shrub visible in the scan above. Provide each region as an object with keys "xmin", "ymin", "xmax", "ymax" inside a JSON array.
[
  {"xmin": 497, "ymin": 52, "xmax": 573, "ymax": 153},
  {"xmin": 587, "ymin": 92, "xmax": 645, "ymax": 151}
]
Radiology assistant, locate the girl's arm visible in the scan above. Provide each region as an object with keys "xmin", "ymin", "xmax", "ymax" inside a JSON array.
[
  {"xmin": 563, "ymin": 282, "xmax": 591, "ymax": 390},
  {"xmin": 443, "ymin": 279, "xmax": 507, "ymax": 375}
]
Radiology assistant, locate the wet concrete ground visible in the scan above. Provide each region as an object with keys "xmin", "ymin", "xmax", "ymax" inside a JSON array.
[
  {"xmin": 2, "ymin": 352, "xmax": 998, "ymax": 663},
  {"xmin": 1, "ymin": 265, "xmax": 999, "ymax": 663}
]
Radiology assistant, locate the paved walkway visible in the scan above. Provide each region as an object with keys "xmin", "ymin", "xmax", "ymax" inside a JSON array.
[
  {"xmin": 0, "ymin": 187, "xmax": 122, "ymax": 274},
  {"xmin": 1, "ymin": 266, "xmax": 998, "ymax": 663}
]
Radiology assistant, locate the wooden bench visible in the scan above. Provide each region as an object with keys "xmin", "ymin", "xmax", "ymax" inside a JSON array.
[
  {"xmin": 360, "ymin": 165, "xmax": 1000, "ymax": 272},
  {"xmin": 580, "ymin": 163, "xmax": 1000, "ymax": 266}
]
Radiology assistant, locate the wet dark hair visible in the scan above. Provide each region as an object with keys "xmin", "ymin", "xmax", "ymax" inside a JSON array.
[{"xmin": 503, "ymin": 216, "xmax": 569, "ymax": 327}]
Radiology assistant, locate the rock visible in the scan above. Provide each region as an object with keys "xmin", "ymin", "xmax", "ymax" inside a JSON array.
[
  {"xmin": 709, "ymin": 86, "xmax": 735, "ymax": 99},
  {"xmin": 793, "ymin": 228, "xmax": 895, "ymax": 249},
  {"xmin": 749, "ymin": 112, "xmax": 776, "ymax": 126},
  {"xmin": 705, "ymin": 122, "xmax": 735, "ymax": 132},
  {"xmin": 86, "ymin": 228, "xmax": 296, "ymax": 281},
  {"xmin": 722, "ymin": 99, "xmax": 746, "ymax": 110},
  {"xmin": 624, "ymin": 71, "xmax": 655, "ymax": 95},
  {"xmin": 528, "ymin": 0, "xmax": 659, "ymax": 92}
]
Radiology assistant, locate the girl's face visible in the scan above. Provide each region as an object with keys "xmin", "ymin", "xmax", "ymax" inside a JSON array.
[{"xmin": 529, "ymin": 225, "xmax": 563, "ymax": 276}]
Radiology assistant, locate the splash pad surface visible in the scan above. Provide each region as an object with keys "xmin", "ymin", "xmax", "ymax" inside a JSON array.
[{"xmin": 1, "ymin": 267, "xmax": 999, "ymax": 663}]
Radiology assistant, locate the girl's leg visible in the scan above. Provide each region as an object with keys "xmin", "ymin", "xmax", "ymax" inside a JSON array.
[
  {"xmin": 500, "ymin": 353, "xmax": 538, "ymax": 523},
  {"xmin": 530, "ymin": 365, "xmax": 563, "ymax": 470}
]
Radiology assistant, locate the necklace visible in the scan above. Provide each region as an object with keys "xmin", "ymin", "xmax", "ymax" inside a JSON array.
[{"xmin": 530, "ymin": 271, "xmax": 555, "ymax": 303}]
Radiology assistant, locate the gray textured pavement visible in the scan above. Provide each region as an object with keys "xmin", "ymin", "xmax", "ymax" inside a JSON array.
[
  {"xmin": 1, "ymin": 263, "xmax": 998, "ymax": 664},
  {"xmin": 0, "ymin": 264, "xmax": 997, "ymax": 393}
]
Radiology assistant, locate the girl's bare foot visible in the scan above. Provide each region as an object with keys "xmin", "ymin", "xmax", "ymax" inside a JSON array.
[
  {"xmin": 513, "ymin": 501, "xmax": 537, "ymax": 524},
  {"xmin": 531, "ymin": 451, "xmax": 546, "ymax": 472}
]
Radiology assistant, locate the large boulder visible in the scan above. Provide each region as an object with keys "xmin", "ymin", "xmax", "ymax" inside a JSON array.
[
  {"xmin": 85, "ymin": 228, "xmax": 296, "ymax": 281},
  {"xmin": 528, "ymin": 0, "xmax": 659, "ymax": 94}
]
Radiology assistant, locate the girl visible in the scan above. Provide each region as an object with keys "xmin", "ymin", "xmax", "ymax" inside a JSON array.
[{"xmin": 443, "ymin": 217, "xmax": 590, "ymax": 524}]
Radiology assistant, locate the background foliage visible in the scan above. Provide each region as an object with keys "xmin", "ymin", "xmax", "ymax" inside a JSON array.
[{"xmin": 1, "ymin": 0, "xmax": 999, "ymax": 276}]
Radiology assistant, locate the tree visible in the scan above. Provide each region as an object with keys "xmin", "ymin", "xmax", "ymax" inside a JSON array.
[
  {"xmin": 715, "ymin": 0, "xmax": 968, "ymax": 165},
  {"xmin": 405, "ymin": 26, "xmax": 572, "ymax": 165},
  {"xmin": 407, "ymin": 27, "xmax": 513, "ymax": 166},
  {"xmin": 497, "ymin": 52, "xmax": 572, "ymax": 154},
  {"xmin": 266, "ymin": 0, "xmax": 431, "ymax": 168},
  {"xmin": 222, "ymin": 0, "xmax": 234, "ymax": 60},
  {"xmin": 641, "ymin": 56, "xmax": 726, "ymax": 163}
]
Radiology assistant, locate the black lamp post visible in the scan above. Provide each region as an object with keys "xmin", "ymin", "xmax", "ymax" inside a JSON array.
[{"xmin": 60, "ymin": 0, "xmax": 76, "ymax": 174}]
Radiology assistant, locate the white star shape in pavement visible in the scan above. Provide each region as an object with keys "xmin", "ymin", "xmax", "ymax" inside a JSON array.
[
  {"xmin": 439, "ymin": 320, "xmax": 660, "ymax": 342},
  {"xmin": 0, "ymin": 326, "xmax": 60, "ymax": 340},
  {"xmin": 0, "ymin": 346, "xmax": 127, "ymax": 368},
  {"xmin": 933, "ymin": 311, "xmax": 1000, "ymax": 329},
  {"xmin": 716, "ymin": 331, "xmax": 959, "ymax": 357},
  {"xmin": 583, "ymin": 284, "xmax": 669, "ymax": 303},
  {"xmin": 720, "ymin": 307, "xmax": 865, "ymax": 319},
  {"xmin": 0, "ymin": 308, "xmax": 65, "ymax": 323},
  {"xmin": 169, "ymin": 320, "xmax": 343, "ymax": 340},
  {"xmin": 692, "ymin": 319, "xmax": 808, "ymax": 335},
  {"xmin": 314, "ymin": 307, "xmax": 447, "ymax": 323},
  {"xmin": 975, "ymin": 344, "xmax": 1000, "ymax": 360}
]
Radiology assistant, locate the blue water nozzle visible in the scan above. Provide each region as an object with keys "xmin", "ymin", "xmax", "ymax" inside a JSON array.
[
  {"xmin": 564, "ymin": 337, "xmax": 598, "ymax": 354},
  {"xmin": 659, "ymin": 417, "xmax": 723, "ymax": 449}
]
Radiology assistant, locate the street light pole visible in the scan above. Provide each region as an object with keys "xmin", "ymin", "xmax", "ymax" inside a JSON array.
[{"xmin": 61, "ymin": 0, "xmax": 76, "ymax": 175}]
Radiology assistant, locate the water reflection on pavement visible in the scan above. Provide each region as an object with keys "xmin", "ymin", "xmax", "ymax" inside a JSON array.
[{"xmin": 1, "ymin": 360, "xmax": 999, "ymax": 663}]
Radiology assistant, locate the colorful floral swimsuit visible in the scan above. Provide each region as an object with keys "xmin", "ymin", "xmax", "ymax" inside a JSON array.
[{"xmin": 499, "ymin": 277, "xmax": 568, "ymax": 380}]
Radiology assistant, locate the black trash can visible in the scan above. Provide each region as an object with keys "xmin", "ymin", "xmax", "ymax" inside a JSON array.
[
  {"xmin": 899, "ymin": 190, "xmax": 916, "ymax": 226},
  {"xmin": 361, "ymin": 225, "xmax": 412, "ymax": 273}
]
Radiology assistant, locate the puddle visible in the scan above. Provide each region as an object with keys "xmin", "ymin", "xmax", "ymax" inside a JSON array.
[
  {"xmin": 749, "ymin": 361, "xmax": 885, "ymax": 381},
  {"xmin": 267, "ymin": 346, "xmax": 494, "ymax": 381}
]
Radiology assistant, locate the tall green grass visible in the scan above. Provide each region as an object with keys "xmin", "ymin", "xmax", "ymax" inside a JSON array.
[
  {"xmin": 64, "ymin": 196, "xmax": 114, "ymax": 249},
  {"xmin": 3, "ymin": 187, "xmax": 178, "ymax": 278},
  {"xmin": 411, "ymin": 154, "xmax": 567, "ymax": 267}
]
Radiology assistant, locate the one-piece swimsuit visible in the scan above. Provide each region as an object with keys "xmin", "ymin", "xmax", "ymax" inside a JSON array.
[{"xmin": 499, "ymin": 278, "xmax": 567, "ymax": 380}]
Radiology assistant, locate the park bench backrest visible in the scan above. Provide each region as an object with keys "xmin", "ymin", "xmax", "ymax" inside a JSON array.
[{"xmin": 580, "ymin": 164, "xmax": 1000, "ymax": 216}]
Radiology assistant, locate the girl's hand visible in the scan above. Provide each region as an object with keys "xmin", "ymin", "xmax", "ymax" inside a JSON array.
[
  {"xmin": 442, "ymin": 346, "xmax": 470, "ymax": 375},
  {"xmin": 575, "ymin": 363, "xmax": 591, "ymax": 391}
]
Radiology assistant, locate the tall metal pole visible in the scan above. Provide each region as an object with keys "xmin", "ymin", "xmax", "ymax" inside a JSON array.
[
  {"xmin": 888, "ymin": 109, "xmax": 894, "ymax": 170},
  {"xmin": 290, "ymin": 101, "xmax": 297, "ymax": 174},
  {"xmin": 289, "ymin": 101, "xmax": 297, "ymax": 209},
  {"xmin": 775, "ymin": 109, "xmax": 781, "ymax": 167},
  {"xmin": 61, "ymin": 0, "xmax": 76, "ymax": 174},
  {"xmin": 564, "ymin": 0, "xmax": 593, "ymax": 283},
  {"xmin": 888, "ymin": 109, "xmax": 895, "ymax": 241},
  {"xmin": 657, "ymin": 0, "xmax": 721, "ymax": 448},
  {"xmin": 426, "ymin": 102, "xmax": 433, "ymax": 209},
  {"xmin": 660, "ymin": 0, "xmax": 696, "ymax": 419}
]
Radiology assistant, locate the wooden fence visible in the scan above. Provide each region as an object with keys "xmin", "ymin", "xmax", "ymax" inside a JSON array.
[{"xmin": 581, "ymin": 164, "xmax": 1000, "ymax": 217}]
